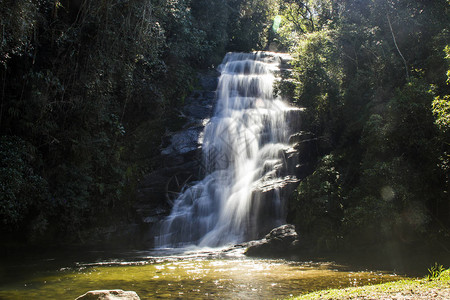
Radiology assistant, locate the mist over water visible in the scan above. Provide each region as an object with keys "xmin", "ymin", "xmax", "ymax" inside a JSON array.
[{"xmin": 157, "ymin": 52, "xmax": 298, "ymax": 247}]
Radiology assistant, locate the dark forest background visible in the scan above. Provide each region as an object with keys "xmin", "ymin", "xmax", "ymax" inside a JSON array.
[{"xmin": 1, "ymin": 0, "xmax": 449, "ymax": 254}]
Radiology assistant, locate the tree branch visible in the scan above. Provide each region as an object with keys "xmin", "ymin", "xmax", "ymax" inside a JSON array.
[{"xmin": 387, "ymin": 13, "xmax": 409, "ymax": 81}]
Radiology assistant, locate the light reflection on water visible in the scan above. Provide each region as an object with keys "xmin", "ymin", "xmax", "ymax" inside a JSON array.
[{"xmin": 0, "ymin": 248, "xmax": 405, "ymax": 299}]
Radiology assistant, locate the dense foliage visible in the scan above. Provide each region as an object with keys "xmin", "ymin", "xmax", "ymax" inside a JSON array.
[
  {"xmin": 282, "ymin": 0, "xmax": 450, "ymax": 251},
  {"xmin": 0, "ymin": 0, "xmax": 273, "ymax": 243},
  {"xmin": 1, "ymin": 0, "xmax": 449, "ymax": 253}
]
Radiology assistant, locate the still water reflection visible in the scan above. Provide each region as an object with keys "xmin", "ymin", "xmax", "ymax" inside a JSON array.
[{"xmin": 0, "ymin": 248, "xmax": 404, "ymax": 299}]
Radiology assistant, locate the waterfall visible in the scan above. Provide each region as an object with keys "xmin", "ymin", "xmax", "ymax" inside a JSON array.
[{"xmin": 156, "ymin": 52, "xmax": 298, "ymax": 248}]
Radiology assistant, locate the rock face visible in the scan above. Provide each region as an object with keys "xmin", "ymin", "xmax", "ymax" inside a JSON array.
[
  {"xmin": 134, "ymin": 70, "xmax": 219, "ymax": 247},
  {"xmin": 75, "ymin": 290, "xmax": 140, "ymax": 300},
  {"xmin": 244, "ymin": 224, "xmax": 302, "ymax": 258},
  {"xmin": 134, "ymin": 57, "xmax": 323, "ymax": 248},
  {"xmin": 290, "ymin": 131, "xmax": 321, "ymax": 179}
]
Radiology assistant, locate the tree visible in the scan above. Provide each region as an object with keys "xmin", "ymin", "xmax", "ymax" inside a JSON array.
[{"xmin": 286, "ymin": 0, "xmax": 450, "ymax": 250}]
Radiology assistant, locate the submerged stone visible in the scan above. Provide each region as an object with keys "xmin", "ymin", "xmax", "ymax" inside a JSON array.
[{"xmin": 75, "ymin": 289, "xmax": 140, "ymax": 300}]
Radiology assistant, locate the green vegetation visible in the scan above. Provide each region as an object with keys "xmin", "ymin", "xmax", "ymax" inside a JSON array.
[
  {"xmin": 428, "ymin": 263, "xmax": 446, "ymax": 280},
  {"xmin": 282, "ymin": 0, "xmax": 450, "ymax": 253},
  {"xmin": 292, "ymin": 268, "xmax": 450, "ymax": 300},
  {"xmin": 1, "ymin": 0, "xmax": 449, "ymax": 256},
  {"xmin": 0, "ymin": 0, "xmax": 275, "ymax": 244}
]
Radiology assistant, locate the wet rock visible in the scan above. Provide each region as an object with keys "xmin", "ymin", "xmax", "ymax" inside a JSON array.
[
  {"xmin": 198, "ymin": 70, "xmax": 219, "ymax": 91},
  {"xmin": 134, "ymin": 159, "xmax": 203, "ymax": 248},
  {"xmin": 287, "ymin": 131, "xmax": 323, "ymax": 180},
  {"xmin": 133, "ymin": 71, "xmax": 219, "ymax": 247},
  {"xmin": 161, "ymin": 127, "xmax": 203, "ymax": 156},
  {"xmin": 285, "ymin": 108, "xmax": 304, "ymax": 133},
  {"xmin": 75, "ymin": 289, "xmax": 140, "ymax": 300},
  {"xmin": 183, "ymin": 103, "xmax": 213, "ymax": 120},
  {"xmin": 249, "ymin": 179, "xmax": 299, "ymax": 239},
  {"xmin": 245, "ymin": 224, "xmax": 302, "ymax": 258},
  {"xmin": 135, "ymin": 161, "xmax": 201, "ymax": 216},
  {"xmin": 291, "ymin": 132, "xmax": 317, "ymax": 166},
  {"xmin": 288, "ymin": 131, "xmax": 315, "ymax": 145}
]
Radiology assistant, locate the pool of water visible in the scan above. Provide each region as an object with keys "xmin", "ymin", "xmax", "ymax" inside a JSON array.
[{"xmin": 0, "ymin": 247, "xmax": 405, "ymax": 299}]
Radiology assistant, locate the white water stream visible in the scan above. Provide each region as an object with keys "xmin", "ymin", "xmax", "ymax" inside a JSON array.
[{"xmin": 157, "ymin": 52, "xmax": 298, "ymax": 247}]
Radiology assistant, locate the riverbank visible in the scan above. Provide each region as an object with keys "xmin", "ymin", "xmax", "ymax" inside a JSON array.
[{"xmin": 292, "ymin": 269, "xmax": 450, "ymax": 300}]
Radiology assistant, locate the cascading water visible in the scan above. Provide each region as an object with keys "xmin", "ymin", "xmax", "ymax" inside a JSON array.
[{"xmin": 157, "ymin": 52, "xmax": 299, "ymax": 248}]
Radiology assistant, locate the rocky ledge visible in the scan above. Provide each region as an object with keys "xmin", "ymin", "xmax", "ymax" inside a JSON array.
[{"xmin": 244, "ymin": 224, "xmax": 303, "ymax": 258}]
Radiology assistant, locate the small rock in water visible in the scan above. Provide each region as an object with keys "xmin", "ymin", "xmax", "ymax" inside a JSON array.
[{"xmin": 75, "ymin": 289, "xmax": 140, "ymax": 300}]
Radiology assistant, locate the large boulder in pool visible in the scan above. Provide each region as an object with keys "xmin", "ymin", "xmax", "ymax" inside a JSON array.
[
  {"xmin": 245, "ymin": 224, "xmax": 302, "ymax": 258},
  {"xmin": 75, "ymin": 290, "xmax": 140, "ymax": 300}
]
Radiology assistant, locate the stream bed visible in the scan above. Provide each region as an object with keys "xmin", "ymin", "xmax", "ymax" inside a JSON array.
[{"xmin": 0, "ymin": 247, "xmax": 406, "ymax": 299}]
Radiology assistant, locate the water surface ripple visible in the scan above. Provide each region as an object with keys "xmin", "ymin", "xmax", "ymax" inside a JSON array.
[{"xmin": 0, "ymin": 247, "xmax": 405, "ymax": 299}]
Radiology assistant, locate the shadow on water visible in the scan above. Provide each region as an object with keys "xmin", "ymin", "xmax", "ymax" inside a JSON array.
[{"xmin": 0, "ymin": 245, "xmax": 413, "ymax": 300}]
